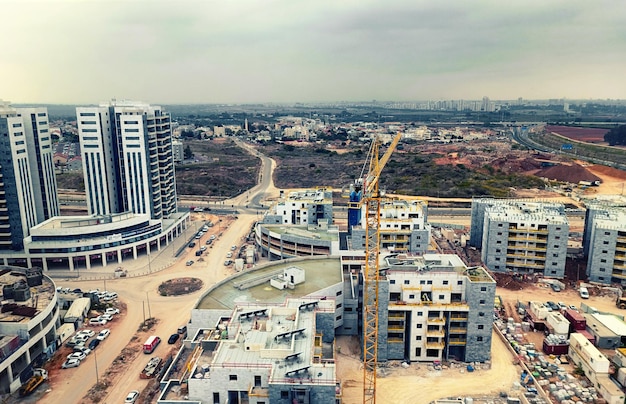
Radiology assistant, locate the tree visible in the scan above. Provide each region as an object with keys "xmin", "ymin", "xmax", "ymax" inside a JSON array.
[
  {"xmin": 184, "ymin": 145, "xmax": 193, "ymax": 159},
  {"xmin": 604, "ymin": 125, "xmax": 626, "ymax": 146}
]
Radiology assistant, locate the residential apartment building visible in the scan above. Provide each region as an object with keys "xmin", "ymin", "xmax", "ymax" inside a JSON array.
[
  {"xmin": 262, "ymin": 188, "xmax": 333, "ymax": 226},
  {"xmin": 349, "ymin": 199, "xmax": 431, "ymax": 253},
  {"xmin": 470, "ymin": 198, "xmax": 569, "ymax": 277},
  {"xmin": 0, "ymin": 102, "xmax": 58, "ymax": 250},
  {"xmin": 584, "ymin": 204, "xmax": 626, "ymax": 284},
  {"xmin": 380, "ymin": 254, "xmax": 496, "ymax": 363},
  {"xmin": 76, "ymin": 101, "xmax": 177, "ymax": 220}
]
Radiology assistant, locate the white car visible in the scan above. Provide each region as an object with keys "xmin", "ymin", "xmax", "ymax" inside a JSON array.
[
  {"xmin": 106, "ymin": 292, "xmax": 118, "ymax": 299},
  {"xmin": 77, "ymin": 329, "xmax": 95, "ymax": 338},
  {"xmin": 100, "ymin": 313, "xmax": 113, "ymax": 321},
  {"xmin": 66, "ymin": 352, "xmax": 86, "ymax": 361},
  {"xmin": 89, "ymin": 317, "xmax": 107, "ymax": 326},
  {"xmin": 125, "ymin": 390, "xmax": 140, "ymax": 403},
  {"xmin": 61, "ymin": 358, "xmax": 81, "ymax": 369},
  {"xmin": 226, "ymin": 252, "xmax": 233, "ymax": 258},
  {"xmin": 105, "ymin": 307, "xmax": 120, "ymax": 315},
  {"xmin": 97, "ymin": 329, "xmax": 110, "ymax": 341},
  {"xmin": 73, "ymin": 346, "xmax": 91, "ymax": 355}
]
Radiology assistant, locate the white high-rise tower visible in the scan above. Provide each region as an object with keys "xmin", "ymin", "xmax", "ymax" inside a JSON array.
[{"xmin": 77, "ymin": 100, "xmax": 177, "ymax": 219}]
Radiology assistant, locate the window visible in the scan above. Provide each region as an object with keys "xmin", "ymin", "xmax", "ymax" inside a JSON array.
[
  {"xmin": 281, "ymin": 391, "xmax": 289, "ymax": 399},
  {"xmin": 478, "ymin": 325, "xmax": 484, "ymax": 330},
  {"xmin": 442, "ymin": 280, "xmax": 448, "ymax": 285},
  {"xmin": 416, "ymin": 336, "xmax": 422, "ymax": 341},
  {"xmin": 336, "ymin": 303, "xmax": 342, "ymax": 309},
  {"xmin": 427, "ymin": 280, "xmax": 432, "ymax": 285},
  {"xmin": 555, "ymin": 236, "xmax": 561, "ymax": 240},
  {"xmin": 213, "ymin": 392, "xmax": 220, "ymax": 404},
  {"xmin": 497, "ymin": 232, "xmax": 502, "ymax": 236},
  {"xmin": 556, "ymin": 227, "xmax": 561, "ymax": 231},
  {"xmin": 477, "ymin": 336, "xmax": 483, "ymax": 342},
  {"xmin": 479, "ymin": 312, "xmax": 485, "ymax": 317},
  {"xmin": 336, "ymin": 291, "xmax": 342, "ymax": 296},
  {"xmin": 602, "ymin": 250, "xmax": 608, "ymax": 254},
  {"xmin": 420, "ymin": 280, "xmax": 426, "ymax": 285},
  {"xmin": 416, "ymin": 324, "xmax": 422, "ymax": 329},
  {"xmin": 404, "ymin": 280, "xmax": 410, "ymax": 285},
  {"xmin": 496, "ymin": 249, "xmax": 501, "ymax": 253},
  {"xmin": 438, "ymin": 295, "xmax": 444, "ymax": 299},
  {"xmin": 417, "ymin": 311, "xmax": 423, "ymax": 316},
  {"xmin": 496, "ymin": 240, "xmax": 501, "ymax": 244},
  {"xmin": 603, "ymin": 241, "xmax": 609, "ymax": 245},
  {"xmin": 409, "ymin": 294, "xmax": 415, "ymax": 299},
  {"xmin": 605, "ymin": 231, "xmax": 611, "ymax": 236},
  {"xmin": 390, "ymin": 279, "xmax": 396, "ymax": 284},
  {"xmin": 336, "ymin": 315, "xmax": 342, "ymax": 320},
  {"xmin": 553, "ymin": 253, "xmax": 559, "ymax": 257},
  {"xmin": 498, "ymin": 223, "xmax": 503, "ymax": 227},
  {"xmin": 480, "ymin": 287, "xmax": 487, "ymax": 292},
  {"xmin": 600, "ymin": 259, "xmax": 607, "ymax": 263},
  {"xmin": 553, "ymin": 245, "xmax": 559, "ymax": 249},
  {"xmin": 457, "ymin": 280, "xmax": 463, "ymax": 285},
  {"xmin": 229, "ymin": 374, "xmax": 238, "ymax": 381},
  {"xmin": 479, "ymin": 300, "xmax": 485, "ymax": 304},
  {"xmin": 345, "ymin": 307, "xmax": 353, "ymax": 312},
  {"xmin": 600, "ymin": 268, "xmax": 606, "ymax": 272}
]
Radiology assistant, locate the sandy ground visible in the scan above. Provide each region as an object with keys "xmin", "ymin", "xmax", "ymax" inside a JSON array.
[{"xmin": 335, "ymin": 329, "xmax": 519, "ymax": 403}]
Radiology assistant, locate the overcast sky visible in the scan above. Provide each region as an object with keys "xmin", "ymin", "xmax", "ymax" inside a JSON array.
[{"xmin": 2, "ymin": 0, "xmax": 625, "ymax": 104}]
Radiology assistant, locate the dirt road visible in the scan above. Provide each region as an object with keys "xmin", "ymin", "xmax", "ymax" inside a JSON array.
[{"xmin": 40, "ymin": 213, "xmax": 259, "ymax": 403}]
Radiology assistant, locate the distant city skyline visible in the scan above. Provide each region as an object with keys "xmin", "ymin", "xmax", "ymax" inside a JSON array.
[{"xmin": 2, "ymin": 1, "xmax": 625, "ymax": 104}]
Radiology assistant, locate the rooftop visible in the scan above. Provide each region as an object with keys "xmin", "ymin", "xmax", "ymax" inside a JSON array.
[
  {"xmin": 383, "ymin": 253, "xmax": 495, "ymax": 283},
  {"xmin": 203, "ymin": 299, "xmax": 336, "ymax": 384},
  {"xmin": 260, "ymin": 224, "xmax": 339, "ymax": 241},
  {"xmin": 485, "ymin": 201, "xmax": 568, "ymax": 224},
  {"xmin": 196, "ymin": 257, "xmax": 342, "ymax": 310},
  {"xmin": 0, "ymin": 268, "xmax": 55, "ymax": 324}
]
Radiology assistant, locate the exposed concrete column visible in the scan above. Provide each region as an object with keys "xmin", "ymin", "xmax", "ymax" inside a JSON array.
[
  {"xmin": 101, "ymin": 254, "xmax": 106, "ymax": 267},
  {"xmin": 117, "ymin": 250, "xmax": 122, "ymax": 264},
  {"xmin": 68, "ymin": 258, "xmax": 75, "ymax": 272},
  {"xmin": 133, "ymin": 246, "xmax": 138, "ymax": 259},
  {"xmin": 42, "ymin": 259, "xmax": 48, "ymax": 271},
  {"xmin": 26, "ymin": 257, "xmax": 32, "ymax": 268},
  {"xmin": 85, "ymin": 255, "xmax": 91, "ymax": 270}
]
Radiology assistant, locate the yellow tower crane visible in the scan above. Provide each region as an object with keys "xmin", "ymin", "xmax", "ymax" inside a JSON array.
[{"xmin": 346, "ymin": 132, "xmax": 402, "ymax": 404}]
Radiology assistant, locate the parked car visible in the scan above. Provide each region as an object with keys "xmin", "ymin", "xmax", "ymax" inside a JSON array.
[
  {"xmin": 188, "ymin": 242, "xmax": 196, "ymax": 248},
  {"xmin": 106, "ymin": 292, "xmax": 118, "ymax": 299},
  {"xmin": 73, "ymin": 346, "xmax": 91, "ymax": 355},
  {"xmin": 230, "ymin": 245, "xmax": 237, "ymax": 251},
  {"xmin": 226, "ymin": 252, "xmax": 233, "ymax": 258},
  {"xmin": 569, "ymin": 304, "xmax": 578, "ymax": 310},
  {"xmin": 125, "ymin": 390, "xmax": 140, "ymax": 403},
  {"xmin": 546, "ymin": 301, "xmax": 560, "ymax": 311},
  {"xmin": 77, "ymin": 329, "xmax": 95, "ymax": 338},
  {"xmin": 100, "ymin": 313, "xmax": 114, "ymax": 322},
  {"xmin": 550, "ymin": 283, "xmax": 561, "ymax": 292},
  {"xmin": 75, "ymin": 334, "xmax": 89, "ymax": 343},
  {"xmin": 206, "ymin": 239, "xmax": 213, "ymax": 245},
  {"xmin": 210, "ymin": 235, "xmax": 216, "ymax": 240},
  {"xmin": 558, "ymin": 302, "xmax": 567, "ymax": 310},
  {"xmin": 61, "ymin": 358, "xmax": 81, "ymax": 369},
  {"xmin": 224, "ymin": 260, "xmax": 233, "ymax": 266},
  {"xmin": 66, "ymin": 352, "xmax": 86, "ymax": 361},
  {"xmin": 105, "ymin": 307, "xmax": 120, "ymax": 315},
  {"xmin": 88, "ymin": 339, "xmax": 101, "ymax": 350},
  {"xmin": 168, "ymin": 333, "xmax": 180, "ymax": 344},
  {"xmin": 195, "ymin": 250, "xmax": 203, "ymax": 257},
  {"xmin": 97, "ymin": 329, "xmax": 111, "ymax": 341},
  {"xmin": 89, "ymin": 317, "xmax": 107, "ymax": 326},
  {"xmin": 200, "ymin": 245, "xmax": 207, "ymax": 252},
  {"xmin": 186, "ymin": 260, "xmax": 194, "ymax": 266},
  {"xmin": 72, "ymin": 288, "xmax": 83, "ymax": 294}
]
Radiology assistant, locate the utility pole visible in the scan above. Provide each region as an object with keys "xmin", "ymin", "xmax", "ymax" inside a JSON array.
[{"xmin": 146, "ymin": 292, "xmax": 152, "ymax": 320}]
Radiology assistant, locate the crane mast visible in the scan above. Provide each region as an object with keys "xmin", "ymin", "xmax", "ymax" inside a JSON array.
[{"xmin": 354, "ymin": 132, "xmax": 401, "ymax": 404}]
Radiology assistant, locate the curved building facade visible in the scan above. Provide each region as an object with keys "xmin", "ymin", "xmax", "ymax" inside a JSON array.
[{"xmin": 0, "ymin": 267, "xmax": 59, "ymax": 393}]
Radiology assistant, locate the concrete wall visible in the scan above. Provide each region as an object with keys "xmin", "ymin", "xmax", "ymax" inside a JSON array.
[{"xmin": 464, "ymin": 280, "xmax": 496, "ymax": 362}]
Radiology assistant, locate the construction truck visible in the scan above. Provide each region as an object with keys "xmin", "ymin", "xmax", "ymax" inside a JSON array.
[{"xmin": 18, "ymin": 368, "xmax": 48, "ymax": 396}]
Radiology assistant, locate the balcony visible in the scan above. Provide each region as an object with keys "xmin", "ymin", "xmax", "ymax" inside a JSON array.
[
  {"xmin": 425, "ymin": 341, "xmax": 445, "ymax": 349},
  {"xmin": 427, "ymin": 317, "xmax": 445, "ymax": 325},
  {"xmin": 426, "ymin": 329, "xmax": 445, "ymax": 337},
  {"xmin": 249, "ymin": 385, "xmax": 269, "ymax": 398},
  {"xmin": 448, "ymin": 338, "xmax": 467, "ymax": 346},
  {"xmin": 448, "ymin": 327, "xmax": 467, "ymax": 334}
]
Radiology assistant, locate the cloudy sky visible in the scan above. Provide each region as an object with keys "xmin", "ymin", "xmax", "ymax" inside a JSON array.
[{"xmin": 1, "ymin": 0, "xmax": 625, "ymax": 104}]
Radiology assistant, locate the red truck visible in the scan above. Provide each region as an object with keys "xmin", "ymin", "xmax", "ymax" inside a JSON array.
[{"xmin": 143, "ymin": 336, "xmax": 161, "ymax": 354}]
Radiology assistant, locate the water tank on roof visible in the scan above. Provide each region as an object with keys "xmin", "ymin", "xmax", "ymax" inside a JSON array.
[
  {"xmin": 26, "ymin": 269, "xmax": 43, "ymax": 287},
  {"xmin": 2, "ymin": 284, "xmax": 14, "ymax": 300},
  {"xmin": 13, "ymin": 282, "xmax": 31, "ymax": 302}
]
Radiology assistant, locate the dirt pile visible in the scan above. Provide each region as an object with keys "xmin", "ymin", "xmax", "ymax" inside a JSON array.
[
  {"xmin": 588, "ymin": 164, "xmax": 626, "ymax": 180},
  {"xmin": 535, "ymin": 163, "xmax": 601, "ymax": 183}
]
